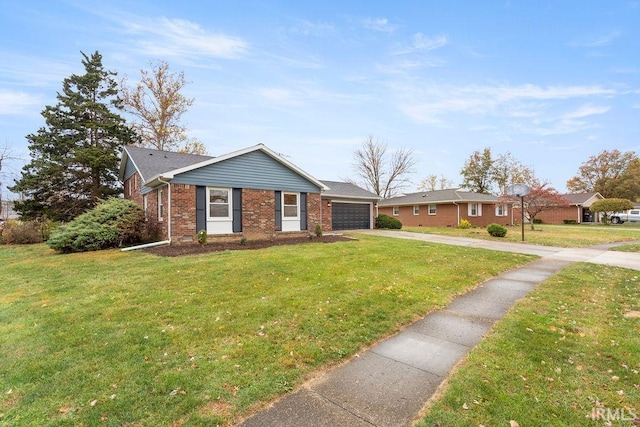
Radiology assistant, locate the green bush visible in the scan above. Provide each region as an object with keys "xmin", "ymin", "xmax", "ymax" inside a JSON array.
[
  {"xmin": 487, "ymin": 223, "xmax": 508, "ymax": 237},
  {"xmin": 375, "ymin": 214, "xmax": 402, "ymax": 229},
  {"xmin": 563, "ymin": 219, "xmax": 577, "ymax": 224},
  {"xmin": 47, "ymin": 198, "xmax": 145, "ymax": 253},
  {"xmin": 315, "ymin": 223, "xmax": 323, "ymax": 237},
  {"xmin": 458, "ymin": 219, "xmax": 472, "ymax": 229},
  {"xmin": 197, "ymin": 229, "xmax": 207, "ymax": 245},
  {"xmin": 533, "ymin": 218, "xmax": 543, "ymax": 224}
]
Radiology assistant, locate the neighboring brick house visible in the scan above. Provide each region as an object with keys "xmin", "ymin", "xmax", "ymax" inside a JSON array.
[
  {"xmin": 512, "ymin": 192, "xmax": 605, "ymax": 224},
  {"xmin": 378, "ymin": 189, "xmax": 513, "ymax": 228},
  {"xmin": 119, "ymin": 144, "xmax": 377, "ymax": 244}
]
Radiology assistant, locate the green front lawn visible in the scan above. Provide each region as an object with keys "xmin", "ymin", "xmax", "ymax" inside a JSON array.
[
  {"xmin": 0, "ymin": 236, "xmax": 534, "ymax": 426},
  {"xmin": 406, "ymin": 223, "xmax": 640, "ymax": 248},
  {"xmin": 418, "ymin": 263, "xmax": 640, "ymax": 426}
]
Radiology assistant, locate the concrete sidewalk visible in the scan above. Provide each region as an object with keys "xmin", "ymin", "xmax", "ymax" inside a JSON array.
[{"xmin": 238, "ymin": 232, "xmax": 640, "ymax": 427}]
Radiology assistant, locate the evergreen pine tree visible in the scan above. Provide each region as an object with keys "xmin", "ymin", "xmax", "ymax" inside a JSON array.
[{"xmin": 11, "ymin": 51, "xmax": 138, "ymax": 221}]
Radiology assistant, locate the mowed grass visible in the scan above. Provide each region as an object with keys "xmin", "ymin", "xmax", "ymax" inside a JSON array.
[
  {"xmin": 418, "ymin": 263, "xmax": 640, "ymax": 426},
  {"xmin": 406, "ymin": 223, "xmax": 640, "ymax": 249},
  {"xmin": 0, "ymin": 235, "xmax": 534, "ymax": 426}
]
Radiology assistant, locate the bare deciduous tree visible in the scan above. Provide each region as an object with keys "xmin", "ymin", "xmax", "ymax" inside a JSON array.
[
  {"xmin": 418, "ymin": 174, "xmax": 455, "ymax": 191},
  {"xmin": 121, "ymin": 60, "xmax": 206, "ymax": 154},
  {"xmin": 351, "ymin": 136, "xmax": 415, "ymax": 198},
  {"xmin": 461, "ymin": 147, "xmax": 536, "ymax": 195},
  {"xmin": 493, "ymin": 152, "xmax": 535, "ymax": 195},
  {"xmin": 0, "ymin": 145, "xmax": 21, "ymax": 218}
]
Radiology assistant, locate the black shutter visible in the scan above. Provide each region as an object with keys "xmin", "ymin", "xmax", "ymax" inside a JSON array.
[
  {"xmin": 300, "ymin": 192, "xmax": 307, "ymax": 231},
  {"xmin": 232, "ymin": 188, "xmax": 242, "ymax": 233},
  {"xmin": 196, "ymin": 186, "xmax": 206, "ymax": 233},
  {"xmin": 275, "ymin": 191, "xmax": 282, "ymax": 231}
]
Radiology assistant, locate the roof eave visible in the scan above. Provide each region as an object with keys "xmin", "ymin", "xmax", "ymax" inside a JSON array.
[{"xmin": 324, "ymin": 194, "xmax": 381, "ymax": 201}]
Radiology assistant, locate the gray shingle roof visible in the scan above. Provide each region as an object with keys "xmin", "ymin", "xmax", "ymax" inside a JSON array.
[
  {"xmin": 123, "ymin": 145, "xmax": 213, "ymax": 182},
  {"xmin": 378, "ymin": 188, "xmax": 500, "ymax": 206},
  {"xmin": 560, "ymin": 192, "xmax": 603, "ymax": 205},
  {"xmin": 320, "ymin": 180, "xmax": 380, "ymax": 200}
]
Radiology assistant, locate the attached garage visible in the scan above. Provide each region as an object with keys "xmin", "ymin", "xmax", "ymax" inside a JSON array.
[
  {"xmin": 332, "ymin": 202, "xmax": 371, "ymax": 230},
  {"xmin": 320, "ymin": 180, "xmax": 380, "ymax": 231}
]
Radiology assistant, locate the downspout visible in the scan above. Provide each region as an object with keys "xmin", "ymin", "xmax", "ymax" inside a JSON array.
[
  {"xmin": 319, "ymin": 193, "xmax": 323, "ymax": 233},
  {"xmin": 121, "ymin": 240, "xmax": 171, "ymax": 251},
  {"xmin": 453, "ymin": 202, "xmax": 460, "ymax": 225},
  {"xmin": 375, "ymin": 201, "xmax": 379, "ymax": 229},
  {"xmin": 158, "ymin": 177, "xmax": 172, "ymax": 243}
]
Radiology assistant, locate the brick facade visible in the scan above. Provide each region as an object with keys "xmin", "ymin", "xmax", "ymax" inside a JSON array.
[
  {"xmin": 242, "ymin": 189, "xmax": 276, "ymax": 239},
  {"xmin": 125, "ymin": 182, "xmax": 324, "ymax": 244},
  {"xmin": 171, "ymin": 184, "xmax": 197, "ymax": 242},
  {"xmin": 307, "ymin": 192, "xmax": 322, "ymax": 234},
  {"xmin": 321, "ymin": 200, "xmax": 333, "ymax": 232},
  {"xmin": 378, "ymin": 203, "xmax": 513, "ymax": 228},
  {"xmin": 512, "ymin": 205, "xmax": 595, "ymax": 224}
]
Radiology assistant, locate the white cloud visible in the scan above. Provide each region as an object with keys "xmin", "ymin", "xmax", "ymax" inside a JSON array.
[
  {"xmin": 569, "ymin": 30, "xmax": 621, "ymax": 47},
  {"xmin": 412, "ymin": 33, "xmax": 447, "ymax": 51},
  {"xmin": 392, "ymin": 33, "xmax": 447, "ymax": 55},
  {"xmin": 376, "ymin": 58, "xmax": 447, "ymax": 74},
  {"xmin": 258, "ymin": 88, "xmax": 300, "ymax": 105},
  {"xmin": 393, "ymin": 82, "xmax": 618, "ymax": 134},
  {"xmin": 121, "ymin": 17, "xmax": 248, "ymax": 59},
  {"xmin": 534, "ymin": 119, "xmax": 594, "ymax": 136},
  {"xmin": 361, "ymin": 17, "xmax": 396, "ymax": 33},
  {"xmin": 480, "ymin": 84, "xmax": 616, "ymax": 101},
  {"xmin": 0, "ymin": 89, "xmax": 42, "ymax": 115},
  {"xmin": 289, "ymin": 19, "xmax": 335, "ymax": 36},
  {"xmin": 609, "ymin": 66, "xmax": 639, "ymax": 74},
  {"xmin": 561, "ymin": 104, "xmax": 610, "ymax": 119}
]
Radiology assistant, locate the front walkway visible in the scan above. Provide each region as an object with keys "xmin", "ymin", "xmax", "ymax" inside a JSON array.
[{"xmin": 237, "ymin": 231, "xmax": 640, "ymax": 427}]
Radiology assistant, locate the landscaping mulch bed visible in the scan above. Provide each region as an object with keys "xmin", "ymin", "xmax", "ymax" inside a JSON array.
[{"xmin": 144, "ymin": 234, "xmax": 354, "ymax": 257}]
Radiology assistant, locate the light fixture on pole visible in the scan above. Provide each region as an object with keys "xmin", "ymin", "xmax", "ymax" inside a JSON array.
[{"xmin": 506, "ymin": 183, "xmax": 531, "ymax": 242}]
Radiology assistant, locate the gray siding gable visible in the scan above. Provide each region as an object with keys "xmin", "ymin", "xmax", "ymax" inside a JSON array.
[
  {"xmin": 123, "ymin": 157, "xmax": 138, "ymax": 181},
  {"xmin": 172, "ymin": 150, "xmax": 322, "ymax": 193}
]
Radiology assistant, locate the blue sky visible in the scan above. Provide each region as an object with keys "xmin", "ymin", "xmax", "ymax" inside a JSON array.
[{"xmin": 1, "ymin": 1, "xmax": 639, "ymax": 199}]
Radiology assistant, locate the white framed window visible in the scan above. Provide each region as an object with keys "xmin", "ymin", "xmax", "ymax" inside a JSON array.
[
  {"xmin": 208, "ymin": 188, "xmax": 231, "ymax": 219},
  {"xmin": 428, "ymin": 204, "xmax": 437, "ymax": 215},
  {"xmin": 468, "ymin": 203, "xmax": 482, "ymax": 217},
  {"xmin": 158, "ymin": 189, "xmax": 164, "ymax": 221},
  {"xmin": 283, "ymin": 192, "xmax": 299, "ymax": 218},
  {"xmin": 392, "ymin": 206, "xmax": 399, "ymax": 216},
  {"xmin": 413, "ymin": 205, "xmax": 420, "ymax": 215},
  {"xmin": 496, "ymin": 204, "xmax": 507, "ymax": 217}
]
